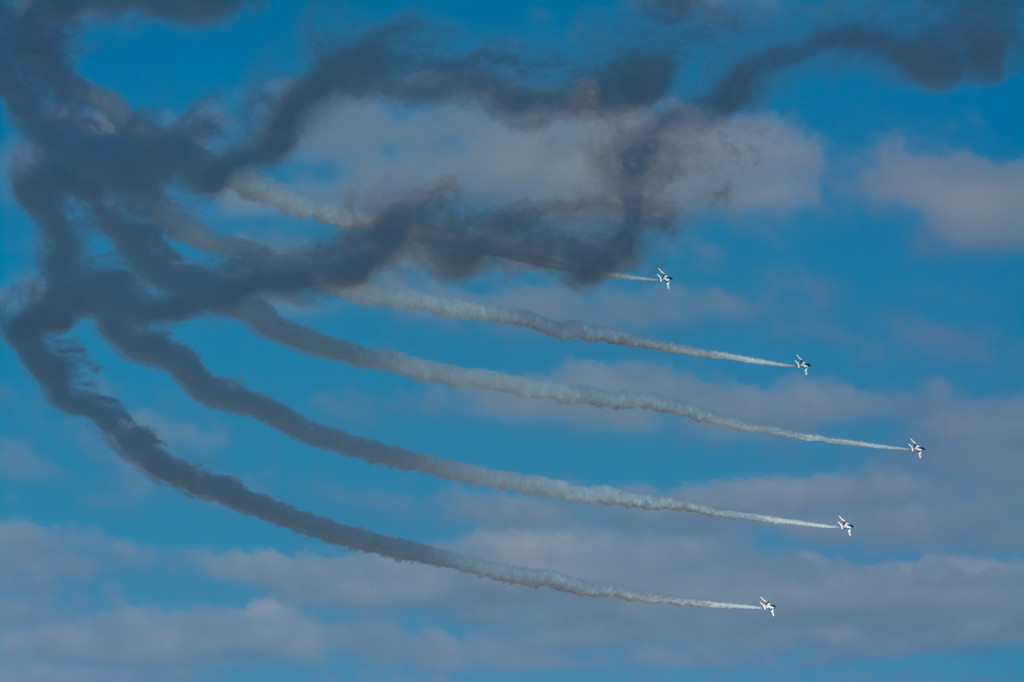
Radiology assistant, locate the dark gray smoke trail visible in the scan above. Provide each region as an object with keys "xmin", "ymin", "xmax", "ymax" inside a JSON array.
[
  {"xmin": 183, "ymin": 14, "xmax": 679, "ymax": 199},
  {"xmin": 338, "ymin": 286, "xmax": 792, "ymax": 367},
  {"xmin": 223, "ymin": 171, "xmax": 654, "ymax": 285},
  {"xmin": 634, "ymin": 0, "xmax": 716, "ymax": 25},
  {"xmin": 0, "ymin": 312, "xmax": 756, "ymax": 610},
  {"xmin": 228, "ymin": 174, "xmax": 670, "ymax": 284},
  {"xmin": 702, "ymin": 4, "xmax": 1020, "ymax": 114},
  {"xmin": 612, "ymin": 4, "xmax": 1021, "ymax": 235}
]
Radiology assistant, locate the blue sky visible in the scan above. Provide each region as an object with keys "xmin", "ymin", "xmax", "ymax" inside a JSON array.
[{"xmin": 1, "ymin": 1, "xmax": 1022, "ymax": 680}]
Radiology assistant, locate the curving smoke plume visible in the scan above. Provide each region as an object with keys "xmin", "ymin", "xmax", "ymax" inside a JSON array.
[
  {"xmin": 1, "ymin": 313, "xmax": 756, "ymax": 611},
  {"xmin": 702, "ymin": 4, "xmax": 1020, "ymax": 115}
]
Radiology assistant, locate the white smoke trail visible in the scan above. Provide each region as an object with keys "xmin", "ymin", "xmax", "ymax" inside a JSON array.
[
  {"xmin": 238, "ymin": 301, "xmax": 904, "ymax": 451},
  {"xmin": 229, "ymin": 171, "xmax": 369, "ymax": 228},
  {"xmin": 338, "ymin": 286, "xmax": 793, "ymax": 368},
  {"xmin": 607, "ymin": 272, "xmax": 660, "ymax": 282}
]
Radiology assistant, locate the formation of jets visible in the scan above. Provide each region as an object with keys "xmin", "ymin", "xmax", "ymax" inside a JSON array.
[
  {"xmin": 645, "ymin": 267, "xmax": 926, "ymax": 618},
  {"xmin": 656, "ymin": 267, "xmax": 673, "ymax": 290}
]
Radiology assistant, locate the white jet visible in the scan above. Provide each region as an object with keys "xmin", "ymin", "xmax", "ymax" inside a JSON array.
[
  {"xmin": 837, "ymin": 515, "xmax": 854, "ymax": 536},
  {"xmin": 909, "ymin": 438, "xmax": 925, "ymax": 459},
  {"xmin": 795, "ymin": 354, "xmax": 812, "ymax": 375},
  {"xmin": 759, "ymin": 596, "xmax": 776, "ymax": 617},
  {"xmin": 656, "ymin": 267, "xmax": 673, "ymax": 290}
]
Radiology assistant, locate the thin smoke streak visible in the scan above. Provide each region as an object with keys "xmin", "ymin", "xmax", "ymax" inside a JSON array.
[
  {"xmin": 337, "ymin": 286, "xmax": 793, "ymax": 367},
  {"xmin": 607, "ymin": 272, "xmax": 660, "ymax": 282},
  {"xmin": 229, "ymin": 170, "xmax": 369, "ymax": 228}
]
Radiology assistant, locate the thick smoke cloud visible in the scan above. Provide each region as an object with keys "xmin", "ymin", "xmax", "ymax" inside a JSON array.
[
  {"xmin": 215, "ymin": 22, "xmax": 681, "ymax": 186},
  {"xmin": 0, "ymin": 4, "xmax": 682, "ymax": 283},
  {"xmin": 1, "ymin": 0, "xmax": 1017, "ymax": 614}
]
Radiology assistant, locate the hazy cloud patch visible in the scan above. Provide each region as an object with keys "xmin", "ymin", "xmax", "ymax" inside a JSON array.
[{"xmin": 857, "ymin": 137, "xmax": 1024, "ymax": 251}]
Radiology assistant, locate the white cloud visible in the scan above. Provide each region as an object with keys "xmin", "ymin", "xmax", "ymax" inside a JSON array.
[
  {"xmin": 448, "ymin": 523, "xmax": 1024, "ymax": 665},
  {"xmin": 236, "ymin": 100, "xmax": 823, "ymax": 219},
  {"xmin": 4, "ymin": 598, "xmax": 327, "ymax": 665},
  {"xmin": 857, "ymin": 137, "xmax": 1024, "ymax": 251},
  {"xmin": 681, "ymin": 111, "xmax": 824, "ymax": 213},
  {"xmin": 0, "ymin": 437, "xmax": 61, "ymax": 480},
  {"xmin": 191, "ymin": 548, "xmax": 462, "ymax": 606},
  {"xmin": 5, "ymin": 501, "xmax": 1023, "ymax": 681},
  {"xmin": 889, "ymin": 315, "xmax": 991, "ymax": 363},
  {"xmin": 0, "ymin": 520, "xmax": 149, "ymax": 593}
]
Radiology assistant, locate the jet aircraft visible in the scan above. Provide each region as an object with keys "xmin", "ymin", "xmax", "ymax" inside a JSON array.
[
  {"xmin": 759, "ymin": 596, "xmax": 776, "ymax": 616},
  {"xmin": 795, "ymin": 354, "xmax": 811, "ymax": 375},
  {"xmin": 909, "ymin": 438, "xmax": 925, "ymax": 459},
  {"xmin": 838, "ymin": 515, "xmax": 854, "ymax": 536},
  {"xmin": 656, "ymin": 267, "xmax": 673, "ymax": 290}
]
